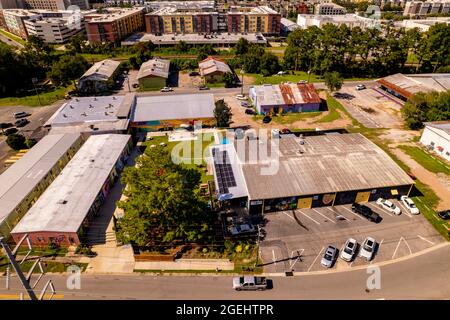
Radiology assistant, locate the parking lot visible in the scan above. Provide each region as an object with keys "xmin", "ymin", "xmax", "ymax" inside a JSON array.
[
  {"xmin": 259, "ymin": 199, "xmax": 444, "ymax": 273},
  {"xmin": 335, "ymin": 85, "xmax": 404, "ymax": 129}
]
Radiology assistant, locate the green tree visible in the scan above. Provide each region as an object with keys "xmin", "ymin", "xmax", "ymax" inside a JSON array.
[
  {"xmin": 235, "ymin": 38, "xmax": 250, "ymax": 55},
  {"xmin": 223, "ymin": 72, "xmax": 235, "ymax": 88},
  {"xmin": 324, "ymin": 72, "xmax": 344, "ymax": 92},
  {"xmin": 260, "ymin": 52, "xmax": 280, "ymax": 76},
  {"xmin": 116, "ymin": 147, "xmax": 210, "ymax": 246},
  {"xmin": 174, "ymin": 40, "xmax": 189, "ymax": 53},
  {"xmin": 6, "ymin": 133, "xmax": 26, "ymax": 150},
  {"xmin": 47, "ymin": 54, "xmax": 89, "ymax": 87},
  {"xmin": 214, "ymin": 99, "xmax": 232, "ymax": 127}
]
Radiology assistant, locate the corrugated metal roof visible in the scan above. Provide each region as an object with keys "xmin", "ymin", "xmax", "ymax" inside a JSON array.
[
  {"xmin": 235, "ymin": 133, "xmax": 414, "ymax": 200},
  {"xmin": 377, "ymin": 73, "xmax": 450, "ymax": 97},
  {"xmin": 137, "ymin": 58, "xmax": 170, "ymax": 80},
  {"xmin": 0, "ymin": 133, "xmax": 81, "ymax": 227},
  {"xmin": 79, "ymin": 59, "xmax": 120, "ymax": 81},
  {"xmin": 11, "ymin": 134, "xmax": 131, "ymax": 234},
  {"xmin": 199, "ymin": 57, "xmax": 231, "ymax": 77},
  {"xmin": 424, "ymin": 120, "xmax": 450, "ymax": 135},
  {"xmin": 133, "ymin": 94, "xmax": 215, "ymax": 122},
  {"xmin": 252, "ymin": 83, "xmax": 321, "ymax": 106}
]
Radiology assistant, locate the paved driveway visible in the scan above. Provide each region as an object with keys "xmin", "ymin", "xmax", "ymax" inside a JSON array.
[{"xmin": 260, "ymin": 201, "xmax": 444, "ymax": 274}]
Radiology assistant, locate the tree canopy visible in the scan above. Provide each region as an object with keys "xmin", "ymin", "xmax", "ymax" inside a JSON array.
[
  {"xmin": 214, "ymin": 99, "xmax": 232, "ymax": 127},
  {"xmin": 324, "ymin": 72, "xmax": 344, "ymax": 92},
  {"xmin": 116, "ymin": 147, "xmax": 211, "ymax": 247}
]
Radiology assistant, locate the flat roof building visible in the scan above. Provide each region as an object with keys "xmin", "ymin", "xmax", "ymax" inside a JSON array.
[
  {"xmin": 249, "ymin": 82, "xmax": 321, "ymax": 114},
  {"xmin": 211, "ymin": 133, "xmax": 415, "ymax": 214},
  {"xmin": 44, "ymin": 94, "xmax": 134, "ymax": 136},
  {"xmin": 420, "ymin": 121, "xmax": 450, "ymax": 161},
  {"xmin": 0, "ymin": 133, "xmax": 82, "ymax": 237},
  {"xmin": 377, "ymin": 73, "xmax": 450, "ymax": 101},
  {"xmin": 131, "ymin": 93, "xmax": 215, "ymax": 131},
  {"xmin": 137, "ymin": 57, "xmax": 170, "ymax": 90},
  {"xmin": 297, "ymin": 13, "xmax": 380, "ymax": 30},
  {"xmin": 78, "ymin": 59, "xmax": 121, "ymax": 94},
  {"xmin": 11, "ymin": 134, "xmax": 132, "ymax": 247}
]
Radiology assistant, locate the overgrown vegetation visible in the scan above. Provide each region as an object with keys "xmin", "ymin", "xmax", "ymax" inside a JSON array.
[{"xmin": 399, "ymin": 145, "xmax": 450, "ymax": 175}]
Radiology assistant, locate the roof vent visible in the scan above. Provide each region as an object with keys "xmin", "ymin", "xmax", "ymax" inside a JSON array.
[
  {"xmin": 57, "ymin": 199, "xmax": 67, "ymax": 204},
  {"xmin": 89, "ymin": 104, "xmax": 93, "ymax": 108},
  {"xmin": 112, "ymin": 96, "xmax": 116, "ymax": 100},
  {"xmin": 62, "ymin": 113, "xmax": 67, "ymax": 118},
  {"xmin": 94, "ymin": 97, "xmax": 98, "ymax": 101},
  {"xmin": 75, "ymin": 98, "xmax": 79, "ymax": 101},
  {"xmin": 69, "ymin": 105, "xmax": 74, "ymax": 109}
]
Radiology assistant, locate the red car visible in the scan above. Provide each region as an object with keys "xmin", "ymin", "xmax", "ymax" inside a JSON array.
[{"xmin": 281, "ymin": 128, "xmax": 292, "ymax": 134}]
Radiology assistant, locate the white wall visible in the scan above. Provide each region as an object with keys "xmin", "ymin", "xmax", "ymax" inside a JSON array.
[{"xmin": 420, "ymin": 126, "xmax": 450, "ymax": 161}]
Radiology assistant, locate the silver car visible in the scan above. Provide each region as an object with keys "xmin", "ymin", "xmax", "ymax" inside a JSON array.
[{"xmin": 321, "ymin": 245, "xmax": 337, "ymax": 268}]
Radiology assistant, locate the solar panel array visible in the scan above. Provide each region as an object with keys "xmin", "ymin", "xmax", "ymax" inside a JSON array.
[{"xmin": 212, "ymin": 149, "xmax": 236, "ymax": 194}]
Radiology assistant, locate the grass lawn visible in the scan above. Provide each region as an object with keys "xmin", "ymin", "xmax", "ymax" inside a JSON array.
[
  {"xmin": 144, "ymin": 133, "xmax": 215, "ymax": 183},
  {"xmin": 398, "ymin": 145, "xmax": 450, "ymax": 175},
  {"xmin": 0, "ymin": 85, "xmax": 72, "ymax": 107},
  {"xmin": 253, "ymin": 111, "xmax": 322, "ymax": 125},
  {"xmin": 314, "ymin": 94, "xmax": 344, "ymax": 123},
  {"xmin": 248, "ymin": 72, "xmax": 374, "ymax": 85},
  {"xmin": 0, "ymin": 29, "xmax": 26, "ymax": 45},
  {"xmin": 80, "ymin": 53, "xmax": 129, "ymax": 63},
  {"xmin": 206, "ymin": 82, "xmax": 226, "ymax": 88}
]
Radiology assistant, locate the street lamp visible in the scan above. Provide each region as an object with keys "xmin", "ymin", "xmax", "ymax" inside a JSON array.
[{"xmin": 240, "ymin": 69, "xmax": 245, "ymax": 96}]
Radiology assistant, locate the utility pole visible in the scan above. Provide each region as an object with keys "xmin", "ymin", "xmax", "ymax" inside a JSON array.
[
  {"xmin": 240, "ymin": 69, "xmax": 245, "ymax": 96},
  {"xmin": 0, "ymin": 235, "xmax": 55, "ymax": 300},
  {"xmin": 254, "ymin": 224, "xmax": 262, "ymax": 269},
  {"xmin": 31, "ymin": 78, "xmax": 42, "ymax": 106}
]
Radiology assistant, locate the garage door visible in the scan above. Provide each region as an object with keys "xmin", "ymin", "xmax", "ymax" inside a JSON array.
[
  {"xmin": 297, "ymin": 197, "xmax": 312, "ymax": 209},
  {"xmin": 355, "ymin": 191, "xmax": 371, "ymax": 203}
]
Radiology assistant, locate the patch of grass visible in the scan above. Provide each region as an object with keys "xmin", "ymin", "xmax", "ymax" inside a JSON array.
[
  {"xmin": 314, "ymin": 94, "xmax": 342, "ymax": 123},
  {"xmin": 205, "ymin": 82, "xmax": 226, "ymax": 88},
  {"xmin": 259, "ymin": 111, "xmax": 322, "ymax": 125},
  {"xmin": 248, "ymin": 71, "xmax": 323, "ymax": 85},
  {"xmin": 0, "ymin": 29, "xmax": 26, "ymax": 45},
  {"xmin": 80, "ymin": 53, "xmax": 129, "ymax": 62},
  {"xmin": 0, "ymin": 85, "xmax": 72, "ymax": 107},
  {"xmin": 0, "ymin": 256, "xmax": 88, "ymax": 273},
  {"xmin": 398, "ymin": 145, "xmax": 450, "ymax": 175}
]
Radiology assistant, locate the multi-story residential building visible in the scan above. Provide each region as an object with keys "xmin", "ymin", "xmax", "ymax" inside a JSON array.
[
  {"xmin": 22, "ymin": 0, "xmax": 89, "ymax": 10},
  {"xmin": 315, "ymin": 2, "xmax": 346, "ymax": 15},
  {"xmin": 0, "ymin": 0, "xmax": 19, "ymax": 9},
  {"xmin": 403, "ymin": 1, "xmax": 450, "ymax": 16},
  {"xmin": 24, "ymin": 13, "xmax": 84, "ymax": 43},
  {"xmin": 145, "ymin": 5, "xmax": 281, "ymax": 35},
  {"xmin": 86, "ymin": 7, "xmax": 145, "ymax": 43}
]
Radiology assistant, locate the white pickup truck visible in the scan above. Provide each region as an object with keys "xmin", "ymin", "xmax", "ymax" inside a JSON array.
[{"xmin": 233, "ymin": 276, "xmax": 267, "ymax": 291}]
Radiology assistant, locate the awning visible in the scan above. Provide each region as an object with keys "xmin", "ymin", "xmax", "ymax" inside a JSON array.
[{"xmin": 391, "ymin": 189, "xmax": 398, "ymax": 196}]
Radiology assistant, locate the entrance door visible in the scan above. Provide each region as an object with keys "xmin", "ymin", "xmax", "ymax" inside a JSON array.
[
  {"xmin": 297, "ymin": 197, "xmax": 312, "ymax": 209},
  {"xmin": 355, "ymin": 191, "xmax": 371, "ymax": 203}
]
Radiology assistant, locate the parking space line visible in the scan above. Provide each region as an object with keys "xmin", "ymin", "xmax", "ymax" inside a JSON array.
[
  {"xmin": 394, "ymin": 200, "xmax": 412, "ymax": 218},
  {"xmin": 289, "ymin": 249, "xmax": 305, "ymax": 269},
  {"xmin": 326, "ymin": 207, "xmax": 349, "ymax": 221},
  {"xmin": 404, "ymin": 238, "xmax": 412, "ymax": 255},
  {"xmin": 272, "ymin": 249, "xmax": 277, "ymax": 265},
  {"xmin": 392, "ymin": 237, "xmax": 412, "ymax": 259},
  {"xmin": 307, "ymin": 247, "xmax": 324, "ymax": 272},
  {"xmin": 312, "ymin": 208, "xmax": 336, "ymax": 224},
  {"xmin": 340, "ymin": 206, "xmax": 365, "ymax": 220},
  {"xmin": 417, "ymin": 235, "xmax": 435, "ymax": 245},
  {"xmin": 298, "ymin": 210, "xmax": 320, "ymax": 225},
  {"xmin": 282, "ymin": 211, "xmax": 297, "ymax": 223},
  {"xmin": 367, "ymin": 203, "xmax": 393, "ymax": 217}
]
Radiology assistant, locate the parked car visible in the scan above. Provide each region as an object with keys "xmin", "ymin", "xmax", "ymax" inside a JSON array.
[
  {"xmin": 298, "ymin": 80, "xmax": 307, "ymax": 84},
  {"xmin": 198, "ymin": 85, "xmax": 209, "ymax": 90},
  {"xmin": 321, "ymin": 245, "xmax": 337, "ymax": 268},
  {"xmin": 400, "ymin": 195, "xmax": 420, "ymax": 215},
  {"xmin": 160, "ymin": 87, "xmax": 173, "ymax": 92},
  {"xmin": 4, "ymin": 127, "xmax": 18, "ymax": 136},
  {"xmin": 355, "ymin": 84, "xmax": 366, "ymax": 90},
  {"xmin": 15, "ymin": 118, "xmax": 29, "ymax": 127},
  {"xmin": 359, "ymin": 237, "xmax": 376, "ymax": 261},
  {"xmin": 351, "ymin": 203, "xmax": 380, "ymax": 222},
  {"xmin": 262, "ymin": 116, "xmax": 271, "ymax": 124},
  {"xmin": 1, "ymin": 122, "xmax": 13, "ymax": 129},
  {"xmin": 376, "ymin": 198, "xmax": 401, "ymax": 215},
  {"xmin": 230, "ymin": 223, "xmax": 256, "ymax": 236},
  {"xmin": 241, "ymin": 101, "xmax": 249, "ymax": 107},
  {"xmin": 132, "ymin": 83, "xmax": 139, "ymax": 88},
  {"xmin": 276, "ymin": 71, "xmax": 286, "ymax": 76},
  {"xmin": 235, "ymin": 94, "xmax": 247, "ymax": 100},
  {"xmin": 340, "ymin": 238, "xmax": 358, "ymax": 262},
  {"xmin": 281, "ymin": 128, "xmax": 291, "ymax": 134},
  {"xmin": 13, "ymin": 111, "xmax": 30, "ymax": 119},
  {"xmin": 189, "ymin": 71, "xmax": 200, "ymax": 76},
  {"xmin": 233, "ymin": 276, "xmax": 267, "ymax": 291},
  {"xmin": 437, "ymin": 210, "xmax": 450, "ymax": 220},
  {"xmin": 245, "ymin": 108, "xmax": 256, "ymax": 115}
]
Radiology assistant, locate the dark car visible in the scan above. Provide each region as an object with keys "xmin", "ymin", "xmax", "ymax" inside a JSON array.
[
  {"xmin": 198, "ymin": 85, "xmax": 209, "ymax": 90},
  {"xmin": 438, "ymin": 210, "xmax": 450, "ymax": 220},
  {"xmin": 15, "ymin": 118, "xmax": 29, "ymax": 127},
  {"xmin": 13, "ymin": 111, "xmax": 30, "ymax": 119},
  {"xmin": 189, "ymin": 71, "xmax": 200, "ymax": 76},
  {"xmin": 351, "ymin": 203, "xmax": 380, "ymax": 222},
  {"xmin": 262, "ymin": 116, "xmax": 272, "ymax": 124},
  {"xmin": 241, "ymin": 101, "xmax": 249, "ymax": 107},
  {"xmin": 4, "ymin": 127, "xmax": 18, "ymax": 136},
  {"xmin": 245, "ymin": 108, "xmax": 256, "ymax": 115},
  {"xmin": 1, "ymin": 122, "xmax": 13, "ymax": 129}
]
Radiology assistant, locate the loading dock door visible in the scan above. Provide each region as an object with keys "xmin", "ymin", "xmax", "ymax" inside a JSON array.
[
  {"xmin": 355, "ymin": 191, "xmax": 371, "ymax": 203},
  {"xmin": 297, "ymin": 197, "xmax": 312, "ymax": 209}
]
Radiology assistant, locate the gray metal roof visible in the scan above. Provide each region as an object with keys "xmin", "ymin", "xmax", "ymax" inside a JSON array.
[
  {"xmin": 79, "ymin": 59, "xmax": 120, "ymax": 82},
  {"xmin": 424, "ymin": 121, "xmax": 450, "ymax": 135},
  {"xmin": 133, "ymin": 94, "xmax": 215, "ymax": 122},
  {"xmin": 12, "ymin": 134, "xmax": 131, "ymax": 234},
  {"xmin": 233, "ymin": 133, "xmax": 414, "ymax": 200},
  {"xmin": 199, "ymin": 57, "xmax": 231, "ymax": 77},
  {"xmin": 378, "ymin": 73, "xmax": 450, "ymax": 95},
  {"xmin": 137, "ymin": 58, "xmax": 170, "ymax": 80},
  {"xmin": 0, "ymin": 133, "xmax": 81, "ymax": 227}
]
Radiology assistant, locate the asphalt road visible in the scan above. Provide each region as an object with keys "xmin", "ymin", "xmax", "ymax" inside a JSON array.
[
  {"xmin": 1, "ymin": 242, "xmax": 449, "ymax": 300},
  {"xmin": 0, "ymin": 32, "xmax": 24, "ymax": 49}
]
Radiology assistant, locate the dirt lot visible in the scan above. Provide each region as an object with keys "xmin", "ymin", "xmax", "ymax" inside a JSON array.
[
  {"xmin": 335, "ymin": 85, "xmax": 404, "ymax": 129},
  {"xmin": 259, "ymin": 200, "xmax": 444, "ymax": 273}
]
